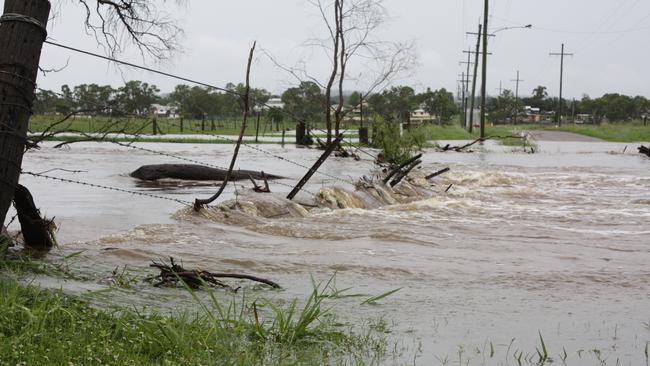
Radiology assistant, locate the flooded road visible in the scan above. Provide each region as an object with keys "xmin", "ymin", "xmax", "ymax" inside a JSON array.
[{"xmin": 9, "ymin": 138, "xmax": 650, "ymax": 365}]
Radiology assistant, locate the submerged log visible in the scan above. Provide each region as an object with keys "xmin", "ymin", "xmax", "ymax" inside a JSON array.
[
  {"xmin": 13, "ymin": 185, "xmax": 55, "ymax": 250},
  {"xmin": 130, "ymin": 164, "xmax": 284, "ymax": 181},
  {"xmin": 639, "ymin": 145, "xmax": 650, "ymax": 157}
]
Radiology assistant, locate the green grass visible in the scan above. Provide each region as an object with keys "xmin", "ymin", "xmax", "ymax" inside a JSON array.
[
  {"xmin": 29, "ymin": 114, "xmax": 289, "ymax": 137},
  {"xmin": 0, "ymin": 276, "xmax": 390, "ymax": 365},
  {"xmin": 553, "ymin": 121, "xmax": 650, "ymax": 142}
]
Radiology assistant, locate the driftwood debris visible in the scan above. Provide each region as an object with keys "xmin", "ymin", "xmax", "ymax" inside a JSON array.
[
  {"xmin": 13, "ymin": 185, "xmax": 55, "ymax": 250},
  {"xmin": 390, "ymin": 158, "xmax": 422, "ymax": 187},
  {"xmin": 383, "ymin": 154, "xmax": 423, "ymax": 185},
  {"xmin": 639, "ymin": 145, "xmax": 650, "ymax": 157},
  {"xmin": 147, "ymin": 257, "xmax": 281, "ymax": 290},
  {"xmin": 441, "ymin": 135, "xmax": 532, "ymax": 153},
  {"xmin": 249, "ymin": 172, "xmax": 271, "ymax": 193},
  {"xmin": 131, "ymin": 164, "xmax": 283, "ymax": 182},
  {"xmin": 426, "ymin": 167, "xmax": 451, "ymax": 180},
  {"xmin": 442, "ymin": 137, "xmax": 490, "ymax": 152},
  {"xmin": 334, "ymin": 146, "xmax": 361, "ymax": 160}
]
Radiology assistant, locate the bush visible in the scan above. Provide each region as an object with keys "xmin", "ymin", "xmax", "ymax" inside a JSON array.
[{"xmin": 371, "ymin": 120, "xmax": 426, "ymax": 165}]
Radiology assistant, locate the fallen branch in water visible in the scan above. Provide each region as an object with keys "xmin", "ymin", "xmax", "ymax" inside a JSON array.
[
  {"xmin": 383, "ymin": 153, "xmax": 423, "ymax": 184},
  {"xmin": 426, "ymin": 167, "xmax": 450, "ymax": 180},
  {"xmin": 147, "ymin": 257, "xmax": 281, "ymax": 290},
  {"xmin": 441, "ymin": 134, "xmax": 530, "ymax": 152},
  {"xmin": 249, "ymin": 172, "xmax": 271, "ymax": 193},
  {"xmin": 390, "ymin": 159, "xmax": 422, "ymax": 187}
]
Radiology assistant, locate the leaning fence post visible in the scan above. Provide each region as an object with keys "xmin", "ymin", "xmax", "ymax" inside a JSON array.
[
  {"xmin": 287, "ymin": 134, "xmax": 344, "ymax": 200},
  {"xmin": 255, "ymin": 113, "xmax": 260, "ymax": 143}
]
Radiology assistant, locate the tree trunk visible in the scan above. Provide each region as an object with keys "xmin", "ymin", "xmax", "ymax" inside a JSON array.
[
  {"xmin": 14, "ymin": 184, "xmax": 54, "ymax": 250},
  {"xmin": 323, "ymin": 0, "xmax": 341, "ymax": 144},
  {"xmin": 0, "ymin": 0, "xmax": 51, "ymax": 225}
]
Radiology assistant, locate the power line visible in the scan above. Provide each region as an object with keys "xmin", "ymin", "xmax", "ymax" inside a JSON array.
[
  {"xmin": 43, "ymin": 40, "xmax": 309, "ymax": 126},
  {"xmin": 44, "ymin": 41, "xmax": 237, "ymax": 96}
]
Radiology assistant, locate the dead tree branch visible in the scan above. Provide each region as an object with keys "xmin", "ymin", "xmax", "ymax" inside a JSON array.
[
  {"xmin": 194, "ymin": 42, "xmax": 256, "ymax": 210},
  {"xmin": 75, "ymin": 0, "xmax": 184, "ymax": 59},
  {"xmin": 147, "ymin": 257, "xmax": 281, "ymax": 290},
  {"xmin": 441, "ymin": 135, "xmax": 527, "ymax": 152}
]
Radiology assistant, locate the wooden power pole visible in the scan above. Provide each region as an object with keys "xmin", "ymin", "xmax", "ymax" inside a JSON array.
[
  {"xmin": 0, "ymin": 0, "xmax": 51, "ymax": 225},
  {"xmin": 459, "ymin": 49, "xmax": 473, "ymax": 130},
  {"xmin": 468, "ymin": 24, "xmax": 482, "ymax": 134},
  {"xmin": 550, "ymin": 43, "xmax": 573, "ymax": 126},
  {"xmin": 480, "ymin": 0, "xmax": 489, "ymax": 139},
  {"xmin": 510, "ymin": 70, "xmax": 524, "ymax": 125}
]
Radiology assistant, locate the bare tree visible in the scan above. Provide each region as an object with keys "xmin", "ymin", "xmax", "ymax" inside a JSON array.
[{"xmin": 265, "ymin": 0, "xmax": 415, "ymax": 143}]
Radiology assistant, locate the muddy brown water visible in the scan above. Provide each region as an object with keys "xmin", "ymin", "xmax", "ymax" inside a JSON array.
[{"xmin": 8, "ymin": 139, "xmax": 650, "ymax": 365}]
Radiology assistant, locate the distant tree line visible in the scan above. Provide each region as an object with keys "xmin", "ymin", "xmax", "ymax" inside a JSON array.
[
  {"xmin": 33, "ymin": 81, "xmax": 272, "ymax": 119},
  {"xmin": 486, "ymin": 85, "xmax": 650, "ymax": 124},
  {"xmin": 34, "ymin": 81, "xmax": 459, "ymax": 125}
]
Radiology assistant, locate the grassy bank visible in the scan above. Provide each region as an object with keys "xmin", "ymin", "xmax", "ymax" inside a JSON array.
[
  {"xmin": 29, "ymin": 115, "xmax": 287, "ymax": 137},
  {"xmin": 420, "ymin": 122, "xmax": 650, "ymax": 143},
  {"xmin": 0, "ymin": 275, "xmax": 391, "ymax": 365},
  {"xmin": 552, "ymin": 121, "xmax": 650, "ymax": 142}
]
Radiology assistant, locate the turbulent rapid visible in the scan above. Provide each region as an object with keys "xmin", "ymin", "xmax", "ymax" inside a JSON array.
[{"xmin": 10, "ymin": 138, "xmax": 650, "ymax": 365}]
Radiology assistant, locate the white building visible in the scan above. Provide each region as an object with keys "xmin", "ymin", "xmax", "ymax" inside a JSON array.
[
  {"xmin": 152, "ymin": 104, "xmax": 179, "ymax": 118},
  {"xmin": 261, "ymin": 97, "xmax": 284, "ymax": 111}
]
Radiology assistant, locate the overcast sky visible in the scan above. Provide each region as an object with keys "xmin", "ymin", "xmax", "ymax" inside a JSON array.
[{"xmin": 4, "ymin": 0, "xmax": 650, "ymax": 99}]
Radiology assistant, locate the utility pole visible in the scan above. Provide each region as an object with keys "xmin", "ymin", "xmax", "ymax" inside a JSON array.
[
  {"xmin": 467, "ymin": 24, "xmax": 483, "ymax": 134},
  {"xmin": 496, "ymin": 81, "xmax": 503, "ymax": 95},
  {"xmin": 0, "ymin": 0, "xmax": 51, "ymax": 225},
  {"xmin": 457, "ymin": 73, "xmax": 471, "ymax": 128},
  {"xmin": 550, "ymin": 43, "xmax": 573, "ymax": 126},
  {"xmin": 460, "ymin": 49, "xmax": 473, "ymax": 129},
  {"xmin": 510, "ymin": 70, "xmax": 524, "ymax": 125},
  {"xmin": 571, "ymin": 98, "xmax": 576, "ymax": 123},
  {"xmin": 480, "ymin": 0, "xmax": 489, "ymax": 138}
]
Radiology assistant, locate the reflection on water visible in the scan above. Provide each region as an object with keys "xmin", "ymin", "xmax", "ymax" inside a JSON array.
[{"xmin": 9, "ymin": 140, "xmax": 650, "ymax": 364}]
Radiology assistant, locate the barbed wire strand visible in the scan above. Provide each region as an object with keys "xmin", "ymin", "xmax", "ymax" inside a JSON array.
[{"xmin": 21, "ymin": 171, "xmax": 194, "ymax": 206}]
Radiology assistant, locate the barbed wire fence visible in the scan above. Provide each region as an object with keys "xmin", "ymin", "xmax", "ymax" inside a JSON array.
[{"xmin": 17, "ymin": 39, "xmax": 373, "ymax": 208}]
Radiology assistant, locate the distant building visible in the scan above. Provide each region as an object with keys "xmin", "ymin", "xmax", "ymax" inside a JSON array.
[
  {"xmin": 524, "ymin": 106, "xmax": 542, "ymax": 123},
  {"xmin": 152, "ymin": 104, "xmax": 179, "ymax": 118},
  {"xmin": 410, "ymin": 108, "xmax": 435, "ymax": 124},
  {"xmin": 260, "ymin": 97, "xmax": 284, "ymax": 111},
  {"xmin": 574, "ymin": 114, "xmax": 593, "ymax": 124}
]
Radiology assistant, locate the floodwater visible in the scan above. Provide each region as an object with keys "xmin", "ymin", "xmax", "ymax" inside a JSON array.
[{"xmin": 9, "ymin": 137, "xmax": 650, "ymax": 365}]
